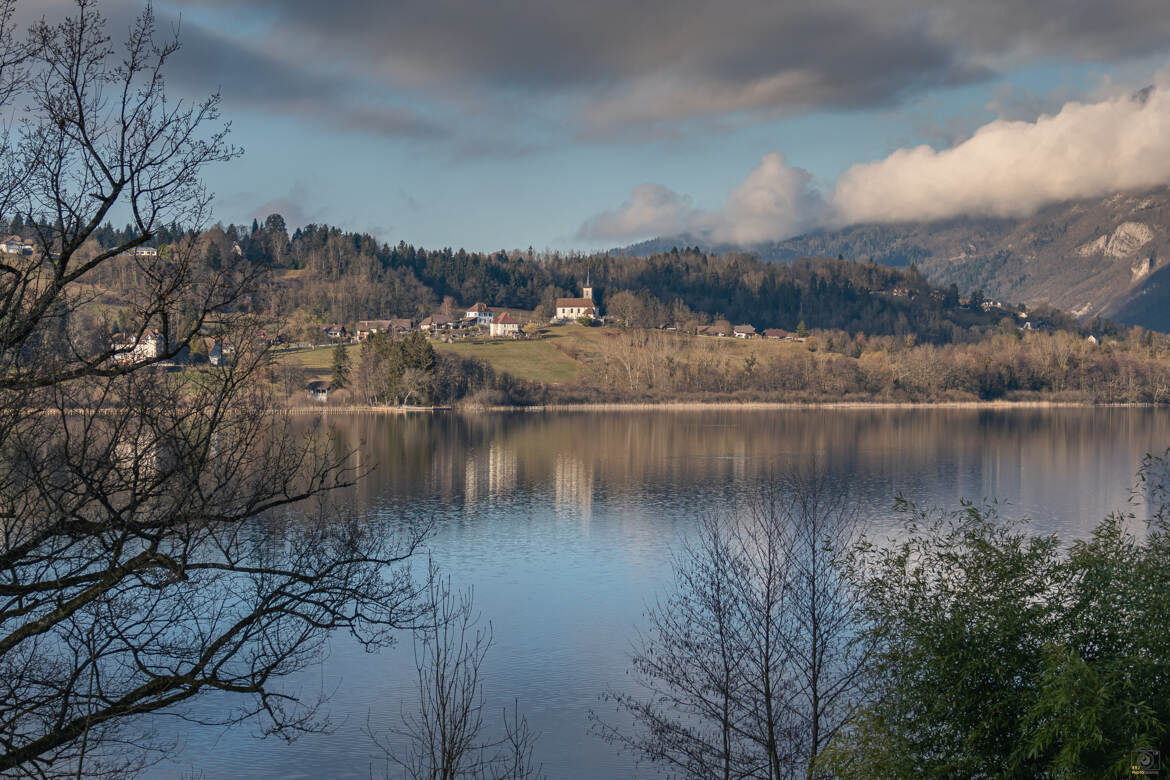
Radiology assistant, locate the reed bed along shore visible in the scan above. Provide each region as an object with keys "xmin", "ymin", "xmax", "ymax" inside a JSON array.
[
  {"xmin": 281, "ymin": 399, "xmax": 1159, "ymax": 415},
  {"xmin": 486, "ymin": 400, "xmax": 1155, "ymax": 413},
  {"xmin": 283, "ymin": 405, "xmax": 443, "ymax": 414}
]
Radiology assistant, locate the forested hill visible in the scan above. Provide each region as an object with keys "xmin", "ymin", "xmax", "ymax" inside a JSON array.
[
  {"xmin": 92, "ymin": 217, "xmax": 1084, "ymax": 344},
  {"xmin": 624, "ymin": 186, "xmax": 1170, "ymax": 332}
]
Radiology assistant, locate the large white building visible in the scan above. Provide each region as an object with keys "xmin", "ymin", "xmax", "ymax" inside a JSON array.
[
  {"xmin": 114, "ymin": 331, "xmax": 164, "ymax": 363},
  {"xmin": 465, "ymin": 302, "xmax": 494, "ymax": 326},
  {"xmin": 554, "ymin": 285, "xmax": 598, "ymax": 322},
  {"xmin": 489, "ymin": 312, "xmax": 520, "ymax": 337}
]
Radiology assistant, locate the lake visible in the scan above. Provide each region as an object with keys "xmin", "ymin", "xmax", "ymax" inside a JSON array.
[{"xmin": 144, "ymin": 407, "xmax": 1170, "ymax": 779}]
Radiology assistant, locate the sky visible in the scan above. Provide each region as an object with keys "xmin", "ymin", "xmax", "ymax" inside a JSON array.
[{"xmin": 20, "ymin": 0, "xmax": 1170, "ymax": 251}]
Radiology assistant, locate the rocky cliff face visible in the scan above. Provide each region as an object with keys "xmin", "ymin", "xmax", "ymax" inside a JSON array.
[
  {"xmin": 623, "ymin": 186, "xmax": 1170, "ymax": 330},
  {"xmin": 769, "ymin": 187, "xmax": 1170, "ymax": 329}
]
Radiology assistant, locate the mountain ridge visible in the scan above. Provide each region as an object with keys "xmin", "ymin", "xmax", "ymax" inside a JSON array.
[{"xmin": 617, "ymin": 186, "xmax": 1170, "ymax": 331}]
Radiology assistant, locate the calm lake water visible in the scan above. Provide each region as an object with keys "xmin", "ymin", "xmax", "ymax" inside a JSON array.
[{"xmin": 144, "ymin": 408, "xmax": 1170, "ymax": 779}]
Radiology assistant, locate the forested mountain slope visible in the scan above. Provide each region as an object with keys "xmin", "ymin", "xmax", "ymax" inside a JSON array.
[{"xmin": 624, "ymin": 186, "xmax": 1170, "ymax": 331}]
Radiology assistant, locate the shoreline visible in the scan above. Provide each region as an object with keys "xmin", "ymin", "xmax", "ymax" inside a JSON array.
[{"xmin": 283, "ymin": 399, "xmax": 1162, "ymax": 414}]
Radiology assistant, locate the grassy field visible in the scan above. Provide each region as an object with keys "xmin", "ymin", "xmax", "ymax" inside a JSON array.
[
  {"xmin": 435, "ymin": 338, "xmax": 578, "ymax": 383},
  {"xmin": 273, "ymin": 324, "xmax": 810, "ymax": 386},
  {"xmin": 537, "ymin": 322, "xmax": 810, "ymax": 364},
  {"xmin": 279, "ymin": 343, "xmax": 358, "ymax": 371}
]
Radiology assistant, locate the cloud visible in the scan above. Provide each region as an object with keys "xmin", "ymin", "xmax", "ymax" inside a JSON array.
[
  {"xmin": 578, "ymin": 9, "xmax": 984, "ymax": 135},
  {"xmin": 239, "ymin": 181, "xmax": 324, "ymax": 229},
  {"xmin": 698, "ymin": 154, "xmax": 827, "ymax": 244},
  {"xmin": 171, "ymin": 0, "xmax": 1170, "ymax": 134},
  {"xmin": 586, "ymin": 84, "xmax": 1170, "ymax": 245},
  {"xmin": 984, "ymin": 83, "xmax": 1078, "ymax": 123},
  {"xmin": 576, "ymin": 184, "xmax": 693, "ymax": 242},
  {"xmin": 832, "ymin": 82, "xmax": 1170, "ymax": 224},
  {"xmin": 166, "ymin": 21, "xmax": 444, "ymax": 140},
  {"xmin": 579, "ymin": 154, "xmax": 825, "ymax": 244}
]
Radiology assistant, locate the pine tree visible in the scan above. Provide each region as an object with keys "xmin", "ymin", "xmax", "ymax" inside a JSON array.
[{"xmin": 331, "ymin": 341, "xmax": 351, "ymax": 389}]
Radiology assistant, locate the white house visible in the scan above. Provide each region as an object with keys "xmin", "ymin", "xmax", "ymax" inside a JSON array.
[
  {"xmin": 114, "ymin": 331, "xmax": 164, "ymax": 363},
  {"xmin": 555, "ymin": 285, "xmax": 598, "ymax": 322},
  {"xmin": 118, "ymin": 245, "xmax": 158, "ymax": 258},
  {"xmin": 733, "ymin": 324, "xmax": 757, "ymax": 339},
  {"xmin": 0, "ymin": 235, "xmax": 34, "ymax": 255},
  {"xmin": 208, "ymin": 338, "xmax": 235, "ymax": 366},
  {"xmin": 465, "ymin": 303, "xmax": 494, "ymax": 326},
  {"xmin": 489, "ymin": 312, "xmax": 520, "ymax": 338},
  {"xmin": 306, "ymin": 380, "xmax": 329, "ymax": 403}
]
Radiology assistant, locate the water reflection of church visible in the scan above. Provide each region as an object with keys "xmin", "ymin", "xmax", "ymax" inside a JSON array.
[
  {"xmin": 463, "ymin": 441, "xmax": 519, "ymax": 509},
  {"xmin": 457, "ymin": 438, "xmax": 595, "ymax": 519},
  {"xmin": 554, "ymin": 452, "xmax": 593, "ymax": 517}
]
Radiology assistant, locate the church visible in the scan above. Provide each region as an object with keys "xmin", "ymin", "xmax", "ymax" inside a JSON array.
[{"xmin": 554, "ymin": 284, "xmax": 599, "ymax": 322}]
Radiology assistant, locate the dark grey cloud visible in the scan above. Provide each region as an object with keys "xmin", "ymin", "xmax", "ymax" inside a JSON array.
[
  {"xmin": 25, "ymin": 0, "xmax": 1170, "ymax": 140},
  {"xmin": 15, "ymin": 1, "xmax": 445, "ymax": 141},
  {"xmin": 167, "ymin": 21, "xmax": 445, "ymax": 139},
  {"xmin": 162, "ymin": 0, "xmax": 1170, "ymax": 133}
]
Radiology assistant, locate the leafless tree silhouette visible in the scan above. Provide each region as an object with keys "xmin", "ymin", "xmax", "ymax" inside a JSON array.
[
  {"xmin": 593, "ymin": 471, "xmax": 871, "ymax": 780},
  {"xmin": 0, "ymin": 2, "xmax": 428, "ymax": 776},
  {"xmin": 372, "ymin": 572, "xmax": 544, "ymax": 780}
]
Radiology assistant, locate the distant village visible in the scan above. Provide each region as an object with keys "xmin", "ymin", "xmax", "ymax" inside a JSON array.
[
  {"xmin": 99, "ymin": 272, "xmax": 1059, "ymax": 383},
  {"xmin": 297, "ymin": 282, "xmax": 1046, "ymax": 350},
  {"xmin": 307, "ymin": 282, "xmax": 819, "ymax": 348},
  {"xmin": 0, "ymin": 235, "xmax": 1069, "ymax": 390}
]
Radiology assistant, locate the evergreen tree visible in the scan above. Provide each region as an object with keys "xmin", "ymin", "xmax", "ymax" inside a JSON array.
[{"xmin": 330, "ymin": 341, "xmax": 351, "ymax": 389}]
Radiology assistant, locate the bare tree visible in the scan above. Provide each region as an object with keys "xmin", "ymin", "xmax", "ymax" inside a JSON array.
[
  {"xmin": 772, "ymin": 474, "xmax": 872, "ymax": 778},
  {"xmin": 593, "ymin": 471, "xmax": 870, "ymax": 780},
  {"xmin": 372, "ymin": 573, "xmax": 543, "ymax": 780},
  {"xmin": 0, "ymin": 2, "xmax": 427, "ymax": 776},
  {"xmin": 592, "ymin": 513, "xmax": 758, "ymax": 779}
]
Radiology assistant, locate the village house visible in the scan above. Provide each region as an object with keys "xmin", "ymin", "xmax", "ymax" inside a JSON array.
[
  {"xmin": 762, "ymin": 328, "xmax": 788, "ymax": 340},
  {"xmin": 113, "ymin": 330, "xmax": 164, "ymax": 363},
  {"xmin": 306, "ymin": 380, "xmax": 329, "ymax": 403},
  {"xmin": 321, "ymin": 324, "xmax": 347, "ymax": 341},
  {"xmin": 117, "ymin": 245, "xmax": 158, "ymax": 258},
  {"xmin": 419, "ymin": 314, "xmax": 456, "ymax": 332},
  {"xmin": 257, "ymin": 329, "xmax": 287, "ymax": 347},
  {"xmin": 465, "ymin": 303, "xmax": 494, "ymax": 326},
  {"xmin": 0, "ymin": 235, "xmax": 34, "ymax": 255},
  {"xmin": 356, "ymin": 319, "xmax": 393, "ymax": 340},
  {"xmin": 733, "ymin": 324, "xmax": 757, "ymax": 339},
  {"xmin": 357, "ymin": 318, "xmax": 413, "ymax": 340},
  {"xmin": 555, "ymin": 285, "xmax": 598, "ymax": 322},
  {"xmin": 207, "ymin": 338, "xmax": 235, "ymax": 366},
  {"xmin": 700, "ymin": 320, "xmax": 733, "ymax": 337},
  {"xmin": 489, "ymin": 312, "xmax": 521, "ymax": 338}
]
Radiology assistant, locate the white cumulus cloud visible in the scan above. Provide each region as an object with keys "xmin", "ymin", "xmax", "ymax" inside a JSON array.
[
  {"xmin": 582, "ymin": 81, "xmax": 1170, "ymax": 247},
  {"xmin": 578, "ymin": 153, "xmax": 825, "ymax": 244},
  {"xmin": 698, "ymin": 153, "xmax": 827, "ymax": 244},
  {"xmin": 832, "ymin": 82, "xmax": 1170, "ymax": 224},
  {"xmin": 576, "ymin": 183, "xmax": 693, "ymax": 241}
]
